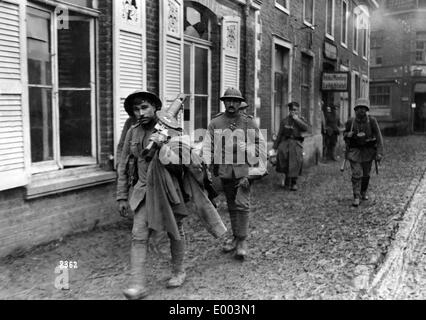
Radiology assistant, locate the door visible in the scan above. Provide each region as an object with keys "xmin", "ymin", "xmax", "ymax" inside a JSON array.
[
  {"xmin": 414, "ymin": 93, "xmax": 426, "ymax": 133},
  {"xmin": 183, "ymin": 41, "xmax": 211, "ymax": 141},
  {"xmin": 273, "ymin": 44, "xmax": 290, "ymax": 134}
]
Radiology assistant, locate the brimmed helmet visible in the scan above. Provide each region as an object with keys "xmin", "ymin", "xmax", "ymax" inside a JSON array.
[
  {"xmin": 220, "ymin": 87, "xmax": 245, "ymax": 101},
  {"xmin": 240, "ymin": 101, "xmax": 248, "ymax": 109},
  {"xmin": 124, "ymin": 91, "xmax": 162, "ymax": 117},
  {"xmin": 354, "ymin": 98, "xmax": 370, "ymax": 111}
]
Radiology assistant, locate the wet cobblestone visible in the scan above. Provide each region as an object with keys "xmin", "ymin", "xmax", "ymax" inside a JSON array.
[{"xmin": 0, "ymin": 136, "xmax": 425, "ymax": 300}]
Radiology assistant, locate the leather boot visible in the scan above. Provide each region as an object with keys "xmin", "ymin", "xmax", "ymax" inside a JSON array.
[
  {"xmin": 234, "ymin": 212, "xmax": 249, "ymax": 260},
  {"xmin": 290, "ymin": 178, "xmax": 298, "ymax": 191},
  {"xmin": 222, "ymin": 211, "xmax": 238, "ymax": 252},
  {"xmin": 222, "ymin": 236, "xmax": 237, "ymax": 253},
  {"xmin": 330, "ymin": 146, "xmax": 337, "ymax": 161},
  {"xmin": 167, "ymin": 237, "xmax": 186, "ymax": 288},
  {"xmin": 285, "ymin": 177, "xmax": 291, "ymax": 189},
  {"xmin": 361, "ymin": 177, "xmax": 370, "ymax": 200},
  {"xmin": 235, "ymin": 238, "xmax": 247, "ymax": 260},
  {"xmin": 352, "ymin": 197, "xmax": 360, "ymax": 207},
  {"xmin": 352, "ymin": 177, "xmax": 361, "ymax": 202},
  {"xmin": 123, "ymin": 241, "xmax": 149, "ymax": 300}
]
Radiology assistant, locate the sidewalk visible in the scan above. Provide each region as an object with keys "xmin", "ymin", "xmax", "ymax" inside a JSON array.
[
  {"xmin": 369, "ymin": 167, "xmax": 426, "ymax": 299},
  {"xmin": 0, "ymin": 136, "xmax": 425, "ymax": 300}
]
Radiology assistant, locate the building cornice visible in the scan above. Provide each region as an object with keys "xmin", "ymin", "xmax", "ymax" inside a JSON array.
[{"xmin": 233, "ymin": 0, "xmax": 262, "ymax": 10}]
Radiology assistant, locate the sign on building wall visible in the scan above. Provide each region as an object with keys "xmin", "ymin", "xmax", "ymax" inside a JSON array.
[
  {"xmin": 323, "ymin": 42, "xmax": 337, "ymax": 61},
  {"xmin": 321, "ymin": 72, "xmax": 350, "ymax": 92}
]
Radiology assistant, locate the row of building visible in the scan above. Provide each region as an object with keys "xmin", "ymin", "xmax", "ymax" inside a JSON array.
[
  {"xmin": 0, "ymin": 0, "xmax": 378, "ymax": 257},
  {"xmin": 370, "ymin": 0, "xmax": 426, "ymax": 134}
]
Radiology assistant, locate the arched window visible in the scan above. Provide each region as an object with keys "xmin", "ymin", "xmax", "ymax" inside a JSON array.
[{"xmin": 184, "ymin": 3, "xmax": 211, "ymax": 41}]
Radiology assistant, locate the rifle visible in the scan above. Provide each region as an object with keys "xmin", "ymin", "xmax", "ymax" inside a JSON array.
[
  {"xmin": 375, "ymin": 159, "xmax": 379, "ymax": 175},
  {"xmin": 340, "ymin": 158, "xmax": 347, "ymax": 172}
]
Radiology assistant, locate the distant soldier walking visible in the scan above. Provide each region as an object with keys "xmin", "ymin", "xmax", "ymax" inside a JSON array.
[
  {"xmin": 343, "ymin": 98, "xmax": 384, "ymax": 207},
  {"xmin": 272, "ymin": 102, "xmax": 309, "ymax": 191},
  {"xmin": 322, "ymin": 104, "xmax": 341, "ymax": 161}
]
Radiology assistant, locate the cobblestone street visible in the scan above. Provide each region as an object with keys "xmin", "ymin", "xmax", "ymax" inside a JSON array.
[{"xmin": 0, "ymin": 136, "xmax": 425, "ymax": 300}]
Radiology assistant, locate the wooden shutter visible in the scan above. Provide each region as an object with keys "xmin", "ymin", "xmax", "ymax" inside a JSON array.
[
  {"xmin": 0, "ymin": 0, "xmax": 30, "ymax": 191},
  {"xmin": 221, "ymin": 16, "xmax": 241, "ymax": 103},
  {"xmin": 113, "ymin": 0, "xmax": 146, "ymax": 162},
  {"xmin": 160, "ymin": 0, "xmax": 184, "ymax": 106}
]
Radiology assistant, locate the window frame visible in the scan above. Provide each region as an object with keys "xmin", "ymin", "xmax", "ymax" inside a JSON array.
[
  {"xmin": 352, "ymin": 10, "xmax": 359, "ymax": 55},
  {"xmin": 341, "ymin": 0, "xmax": 348, "ymax": 47},
  {"xmin": 300, "ymin": 52, "xmax": 313, "ymax": 125},
  {"xmin": 303, "ymin": 0, "xmax": 315, "ymax": 28},
  {"xmin": 361, "ymin": 14, "xmax": 369, "ymax": 60},
  {"xmin": 326, "ymin": 0, "xmax": 335, "ymax": 40},
  {"xmin": 271, "ymin": 37, "xmax": 293, "ymax": 134},
  {"xmin": 27, "ymin": 2, "xmax": 98, "ymax": 174},
  {"xmin": 370, "ymin": 85, "xmax": 391, "ymax": 107},
  {"xmin": 275, "ymin": 0, "xmax": 290, "ymax": 15}
]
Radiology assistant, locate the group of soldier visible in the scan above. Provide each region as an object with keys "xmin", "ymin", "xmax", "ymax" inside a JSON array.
[{"xmin": 115, "ymin": 88, "xmax": 384, "ymax": 300}]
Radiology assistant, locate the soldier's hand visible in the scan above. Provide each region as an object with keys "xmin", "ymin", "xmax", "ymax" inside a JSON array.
[
  {"xmin": 376, "ymin": 153, "xmax": 383, "ymax": 162},
  {"xmin": 238, "ymin": 142, "xmax": 247, "ymax": 152},
  {"xmin": 238, "ymin": 177, "xmax": 250, "ymax": 190},
  {"xmin": 118, "ymin": 200, "xmax": 129, "ymax": 217},
  {"xmin": 150, "ymin": 132, "xmax": 166, "ymax": 147},
  {"xmin": 346, "ymin": 131, "xmax": 354, "ymax": 138}
]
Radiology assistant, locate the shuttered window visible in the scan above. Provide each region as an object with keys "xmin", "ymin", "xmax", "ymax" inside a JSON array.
[
  {"xmin": 160, "ymin": 0, "xmax": 184, "ymax": 106},
  {"xmin": 220, "ymin": 16, "xmax": 241, "ymax": 108},
  {"xmin": 113, "ymin": 0, "xmax": 146, "ymax": 163},
  {"xmin": 0, "ymin": 0, "xmax": 30, "ymax": 191}
]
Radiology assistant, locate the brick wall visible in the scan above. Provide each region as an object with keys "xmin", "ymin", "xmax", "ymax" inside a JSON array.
[
  {"xmin": 98, "ymin": 0, "xmax": 114, "ymax": 170},
  {"xmin": 146, "ymin": 0, "xmax": 160, "ymax": 94},
  {"xmin": 258, "ymin": 0, "xmax": 372, "ymax": 165},
  {"xmin": 0, "ymin": 183, "xmax": 119, "ymax": 258}
]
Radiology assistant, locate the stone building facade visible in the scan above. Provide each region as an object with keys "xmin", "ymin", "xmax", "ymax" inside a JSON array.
[
  {"xmin": 370, "ymin": 0, "xmax": 426, "ymax": 134},
  {"xmin": 258, "ymin": 0, "xmax": 378, "ymax": 162}
]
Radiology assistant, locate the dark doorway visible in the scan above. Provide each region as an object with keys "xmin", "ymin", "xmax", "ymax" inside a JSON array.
[{"xmin": 414, "ymin": 92, "xmax": 426, "ymax": 133}]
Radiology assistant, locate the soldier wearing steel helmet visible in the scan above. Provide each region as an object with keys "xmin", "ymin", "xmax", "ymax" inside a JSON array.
[
  {"xmin": 343, "ymin": 98, "xmax": 384, "ymax": 207},
  {"xmin": 116, "ymin": 91, "xmax": 188, "ymax": 299},
  {"xmin": 203, "ymin": 87, "xmax": 265, "ymax": 260}
]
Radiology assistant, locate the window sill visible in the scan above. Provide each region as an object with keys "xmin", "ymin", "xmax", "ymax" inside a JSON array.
[
  {"xmin": 25, "ymin": 166, "xmax": 116, "ymax": 200},
  {"xmin": 275, "ymin": 3, "xmax": 290, "ymax": 15}
]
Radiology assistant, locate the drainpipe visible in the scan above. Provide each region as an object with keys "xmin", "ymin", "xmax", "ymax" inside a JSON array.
[{"xmin": 244, "ymin": 0, "xmax": 252, "ymax": 110}]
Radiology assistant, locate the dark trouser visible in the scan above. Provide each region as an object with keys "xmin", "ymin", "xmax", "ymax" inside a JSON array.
[
  {"xmin": 130, "ymin": 202, "xmax": 185, "ymax": 287},
  {"xmin": 324, "ymin": 134, "xmax": 338, "ymax": 159},
  {"xmin": 350, "ymin": 161, "xmax": 372, "ymax": 199},
  {"xmin": 221, "ymin": 178, "xmax": 251, "ymax": 240}
]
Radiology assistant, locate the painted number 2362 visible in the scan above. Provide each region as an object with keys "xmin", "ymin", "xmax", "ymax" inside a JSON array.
[{"xmin": 59, "ymin": 261, "xmax": 78, "ymax": 269}]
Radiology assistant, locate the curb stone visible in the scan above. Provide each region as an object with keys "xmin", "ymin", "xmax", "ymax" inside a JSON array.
[{"xmin": 368, "ymin": 166, "xmax": 426, "ymax": 299}]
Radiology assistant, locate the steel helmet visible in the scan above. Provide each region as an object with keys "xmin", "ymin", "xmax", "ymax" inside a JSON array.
[
  {"xmin": 354, "ymin": 98, "xmax": 370, "ymax": 111},
  {"xmin": 124, "ymin": 91, "xmax": 162, "ymax": 117},
  {"xmin": 220, "ymin": 87, "xmax": 245, "ymax": 101}
]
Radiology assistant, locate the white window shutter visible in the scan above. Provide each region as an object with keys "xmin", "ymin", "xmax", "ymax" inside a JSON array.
[
  {"xmin": 221, "ymin": 16, "xmax": 241, "ymax": 102},
  {"xmin": 0, "ymin": 0, "xmax": 30, "ymax": 191},
  {"xmin": 113, "ymin": 0, "xmax": 146, "ymax": 162},
  {"xmin": 160, "ymin": 0, "xmax": 184, "ymax": 106}
]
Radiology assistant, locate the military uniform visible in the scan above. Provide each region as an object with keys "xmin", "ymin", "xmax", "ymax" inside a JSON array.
[
  {"xmin": 344, "ymin": 101, "xmax": 384, "ymax": 206},
  {"xmin": 116, "ymin": 91, "xmax": 187, "ymax": 300},
  {"xmin": 273, "ymin": 115, "xmax": 309, "ymax": 189},
  {"xmin": 322, "ymin": 106, "xmax": 341, "ymax": 161},
  {"xmin": 204, "ymin": 109, "xmax": 264, "ymax": 258}
]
